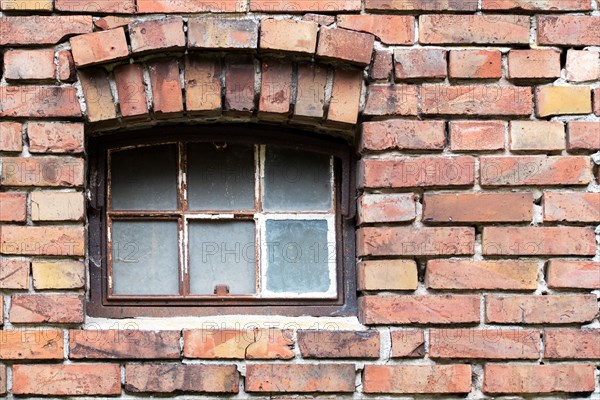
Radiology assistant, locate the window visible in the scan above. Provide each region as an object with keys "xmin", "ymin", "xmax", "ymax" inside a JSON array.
[{"xmin": 88, "ymin": 126, "xmax": 356, "ymax": 317}]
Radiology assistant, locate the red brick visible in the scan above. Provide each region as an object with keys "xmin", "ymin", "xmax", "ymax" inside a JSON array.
[
  {"xmin": 94, "ymin": 15, "xmax": 133, "ymax": 30},
  {"xmin": 317, "ymin": 27, "xmax": 374, "ymax": 66},
  {"xmin": 0, "ymin": 86, "xmax": 81, "ymax": 118},
  {"xmin": 13, "ymin": 364, "xmax": 121, "ymax": 396},
  {"xmin": 0, "ymin": 193, "xmax": 26, "ymax": 222},
  {"xmin": 480, "ymin": 156, "xmax": 591, "ymax": 186},
  {"xmin": 426, "ymin": 260, "xmax": 538, "ymax": 290},
  {"xmin": 56, "ymin": 0, "xmax": 135, "ymax": 12},
  {"xmin": 483, "ymin": 226, "xmax": 596, "ymax": 256},
  {"xmin": 70, "ymin": 329, "xmax": 180, "ymax": 359},
  {"xmin": 358, "ymin": 193, "xmax": 416, "ymax": 224},
  {"xmin": 302, "ymin": 13, "xmax": 335, "ymax": 26},
  {"xmin": 28, "ymin": 122, "xmax": 84, "ymax": 153},
  {"xmin": 568, "ymin": 121, "xmax": 600, "ymax": 152},
  {"xmin": 1, "ymin": 156, "xmax": 84, "ymax": 187},
  {"xmin": 1, "ymin": 225, "xmax": 84, "ymax": 256},
  {"xmin": 184, "ymin": 329, "xmax": 294, "ymax": 359},
  {"xmin": 420, "ymin": 15, "xmax": 530, "ymax": 44},
  {"xmin": 260, "ymin": 19, "xmax": 317, "ymax": 54},
  {"xmin": 70, "ymin": 28, "xmax": 129, "ymax": 67},
  {"xmin": 366, "ymin": 0, "xmax": 477, "ymax": 11},
  {"xmin": 360, "ymin": 295, "xmax": 480, "ymax": 324},
  {"xmin": 370, "ymin": 50, "xmax": 392, "ymax": 80},
  {"xmin": 251, "ymin": 0, "xmax": 360, "ymax": 12},
  {"xmin": 298, "ymin": 330, "xmax": 379, "ymax": 358},
  {"xmin": 361, "ymin": 120, "xmax": 444, "ymax": 152},
  {"xmin": 0, "ymin": 259, "xmax": 29, "ymax": 289},
  {"xmin": 536, "ymin": 86, "xmax": 592, "ymax": 117},
  {"xmin": 544, "ymin": 192, "xmax": 600, "ymax": 223},
  {"xmin": 0, "ymin": 329, "xmax": 63, "ymax": 360},
  {"xmin": 483, "ymin": 364, "xmax": 595, "ymax": 394},
  {"xmin": 394, "ymin": 48, "xmax": 447, "ymax": 81},
  {"xmin": 508, "ymin": 49, "xmax": 561, "ymax": 80},
  {"xmin": 78, "ymin": 68, "xmax": 118, "ymax": 122},
  {"xmin": 148, "ymin": 58, "xmax": 183, "ymax": 118},
  {"xmin": 259, "ymin": 60, "xmax": 292, "ymax": 118},
  {"xmin": 547, "ymin": 260, "xmax": 600, "ymax": 289},
  {"xmin": 421, "ymin": 85, "xmax": 532, "ymax": 116},
  {"xmin": 125, "ymin": 364, "xmax": 239, "ymax": 393},
  {"xmin": 138, "ymin": 0, "xmax": 246, "ymax": 12},
  {"xmin": 565, "ymin": 50, "xmax": 600, "ymax": 82},
  {"xmin": 10, "ymin": 294, "xmax": 84, "ymax": 323},
  {"xmin": 595, "ymin": 88, "xmax": 600, "ymax": 116},
  {"xmin": 486, "ymin": 294, "xmax": 598, "ymax": 324},
  {"xmin": 483, "ymin": 0, "xmax": 591, "ymax": 10},
  {"xmin": 363, "ymin": 365, "xmax": 472, "ymax": 394},
  {"xmin": 359, "ymin": 156, "xmax": 475, "ymax": 189},
  {"xmin": 114, "ymin": 63, "xmax": 149, "ymax": 119},
  {"xmin": 363, "ymin": 85, "xmax": 418, "ymax": 116},
  {"xmin": 294, "ymin": 63, "xmax": 327, "ymax": 120},
  {"xmin": 538, "ymin": 16, "xmax": 600, "ymax": 46},
  {"xmin": 449, "ymin": 121, "xmax": 505, "ymax": 152},
  {"xmin": 129, "ymin": 17, "xmax": 185, "ymax": 54},
  {"xmin": 189, "ymin": 18, "xmax": 258, "ymax": 49},
  {"xmin": 509, "ymin": 120, "xmax": 565, "ymax": 152},
  {"xmin": 57, "ymin": 50, "xmax": 76, "ymax": 82},
  {"xmin": 3, "ymin": 49, "xmax": 55, "ymax": 81},
  {"xmin": 0, "ymin": 16, "xmax": 92, "ymax": 45},
  {"xmin": 390, "ymin": 330, "xmax": 425, "ymax": 358},
  {"xmin": 224, "ymin": 58, "xmax": 255, "ymax": 116},
  {"xmin": 358, "ymin": 260, "xmax": 418, "ymax": 291},
  {"xmin": 449, "ymin": 50, "xmax": 502, "ymax": 79},
  {"xmin": 337, "ymin": 15, "xmax": 414, "ymax": 45},
  {"xmin": 245, "ymin": 364, "xmax": 355, "ymax": 393},
  {"xmin": 544, "ymin": 329, "xmax": 600, "ymax": 359},
  {"xmin": 0, "ymin": 122, "xmax": 22, "ymax": 152},
  {"xmin": 184, "ymin": 56, "xmax": 222, "ymax": 116},
  {"xmin": 327, "ymin": 68, "xmax": 362, "ymax": 125}
]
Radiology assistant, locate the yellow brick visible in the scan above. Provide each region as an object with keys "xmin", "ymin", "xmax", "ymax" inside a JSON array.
[
  {"xmin": 510, "ymin": 121, "xmax": 565, "ymax": 151},
  {"xmin": 536, "ymin": 86, "xmax": 592, "ymax": 117},
  {"xmin": 1, "ymin": 0, "xmax": 53, "ymax": 11},
  {"xmin": 32, "ymin": 260, "xmax": 85, "ymax": 289},
  {"xmin": 358, "ymin": 260, "xmax": 418, "ymax": 291},
  {"xmin": 31, "ymin": 191, "xmax": 84, "ymax": 221}
]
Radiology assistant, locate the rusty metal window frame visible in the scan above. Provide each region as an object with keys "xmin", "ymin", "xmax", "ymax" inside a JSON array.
[{"xmin": 87, "ymin": 125, "xmax": 357, "ymax": 318}]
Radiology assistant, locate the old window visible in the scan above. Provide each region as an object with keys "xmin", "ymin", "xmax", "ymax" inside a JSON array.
[{"xmin": 88, "ymin": 126, "xmax": 356, "ymax": 317}]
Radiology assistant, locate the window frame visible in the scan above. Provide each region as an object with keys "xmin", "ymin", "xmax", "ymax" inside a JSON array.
[{"xmin": 87, "ymin": 125, "xmax": 357, "ymax": 318}]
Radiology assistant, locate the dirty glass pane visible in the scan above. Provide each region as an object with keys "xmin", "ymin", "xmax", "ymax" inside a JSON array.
[
  {"xmin": 188, "ymin": 220, "xmax": 256, "ymax": 295},
  {"xmin": 112, "ymin": 220, "xmax": 179, "ymax": 295},
  {"xmin": 263, "ymin": 146, "xmax": 332, "ymax": 212},
  {"xmin": 110, "ymin": 145, "xmax": 178, "ymax": 210},
  {"xmin": 265, "ymin": 219, "xmax": 331, "ymax": 293},
  {"xmin": 187, "ymin": 143, "xmax": 255, "ymax": 211}
]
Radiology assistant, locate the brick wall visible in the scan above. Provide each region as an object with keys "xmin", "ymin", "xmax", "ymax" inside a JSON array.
[{"xmin": 0, "ymin": 0, "xmax": 599, "ymax": 397}]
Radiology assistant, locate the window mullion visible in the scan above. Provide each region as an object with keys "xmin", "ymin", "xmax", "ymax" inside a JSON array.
[{"xmin": 179, "ymin": 141, "xmax": 189, "ymax": 296}]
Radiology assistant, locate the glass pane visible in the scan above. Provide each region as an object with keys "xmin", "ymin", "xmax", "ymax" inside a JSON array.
[
  {"xmin": 110, "ymin": 145, "xmax": 178, "ymax": 210},
  {"xmin": 187, "ymin": 143, "xmax": 255, "ymax": 211},
  {"xmin": 263, "ymin": 146, "xmax": 332, "ymax": 212},
  {"xmin": 188, "ymin": 220, "xmax": 256, "ymax": 295},
  {"xmin": 265, "ymin": 219, "xmax": 331, "ymax": 294},
  {"xmin": 112, "ymin": 220, "xmax": 179, "ymax": 295}
]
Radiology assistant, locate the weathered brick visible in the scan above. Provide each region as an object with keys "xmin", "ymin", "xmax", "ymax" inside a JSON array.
[
  {"xmin": 483, "ymin": 364, "xmax": 596, "ymax": 394},
  {"xmin": 366, "ymin": 0, "xmax": 477, "ymax": 11},
  {"xmin": 184, "ymin": 329, "xmax": 294, "ymax": 359},
  {"xmin": 302, "ymin": 13, "xmax": 334, "ymax": 26},
  {"xmin": 595, "ymin": 88, "xmax": 600, "ymax": 116},
  {"xmin": 358, "ymin": 260, "xmax": 418, "ymax": 291},
  {"xmin": 1, "ymin": 225, "xmax": 84, "ymax": 256},
  {"xmin": 449, "ymin": 121, "xmax": 505, "ymax": 152},
  {"xmin": 483, "ymin": 0, "xmax": 591, "ymax": 10},
  {"xmin": 0, "ymin": 86, "xmax": 81, "ymax": 118},
  {"xmin": 421, "ymin": 85, "xmax": 532, "ymax": 116},
  {"xmin": 114, "ymin": 63, "xmax": 149, "ymax": 119},
  {"xmin": 565, "ymin": 50, "xmax": 600, "ymax": 82},
  {"xmin": 224, "ymin": 58, "xmax": 255, "ymax": 116},
  {"xmin": 337, "ymin": 15, "xmax": 414, "ymax": 45},
  {"xmin": 30, "ymin": 191, "xmax": 84, "ymax": 221},
  {"xmin": 363, "ymin": 365, "xmax": 472, "ymax": 394},
  {"xmin": 1, "ymin": 157, "xmax": 84, "ymax": 187},
  {"xmin": 360, "ymin": 295, "xmax": 480, "ymax": 324},
  {"xmin": 363, "ymin": 85, "xmax": 418, "ymax": 116},
  {"xmin": 3, "ymin": 49, "xmax": 55, "ymax": 81},
  {"xmin": 360, "ymin": 156, "xmax": 475, "ymax": 189},
  {"xmin": 327, "ymin": 68, "xmax": 362, "ymax": 125},
  {"xmin": 544, "ymin": 192, "xmax": 599, "ymax": 223},
  {"xmin": 138, "ymin": 0, "xmax": 246, "ymax": 12},
  {"xmin": 0, "ymin": 16, "xmax": 92, "ymax": 45},
  {"xmin": 426, "ymin": 260, "xmax": 538, "ymax": 290},
  {"xmin": 189, "ymin": 17, "xmax": 258, "ymax": 49},
  {"xmin": 0, "ymin": 259, "xmax": 29, "ymax": 289},
  {"xmin": 129, "ymin": 17, "xmax": 185, "ymax": 53},
  {"xmin": 70, "ymin": 329, "xmax": 180, "ymax": 359},
  {"xmin": 0, "ymin": 329, "xmax": 63, "ymax": 360},
  {"xmin": 294, "ymin": 63, "xmax": 327, "ymax": 120},
  {"xmin": 148, "ymin": 58, "xmax": 184, "ymax": 117},
  {"xmin": 538, "ymin": 16, "xmax": 600, "ymax": 46},
  {"xmin": 317, "ymin": 27, "xmax": 374, "ymax": 66},
  {"xmin": 480, "ymin": 156, "xmax": 591, "ymax": 186},
  {"xmin": 507, "ymin": 49, "xmax": 561, "ymax": 80},
  {"xmin": 544, "ymin": 329, "xmax": 600, "ymax": 359},
  {"xmin": 568, "ymin": 121, "xmax": 600, "ymax": 152},
  {"xmin": 31, "ymin": 260, "xmax": 85, "ymax": 289},
  {"xmin": 246, "ymin": 364, "xmax": 356, "ymax": 393},
  {"xmin": 0, "ymin": 365, "xmax": 5, "ymax": 395},
  {"xmin": 547, "ymin": 260, "xmax": 600, "ymax": 289},
  {"xmin": 57, "ymin": 50, "xmax": 76, "ymax": 82},
  {"xmin": 0, "ymin": 192, "xmax": 27, "ymax": 222},
  {"xmin": 361, "ymin": 120, "xmax": 445, "ymax": 152},
  {"xmin": 509, "ymin": 121, "xmax": 565, "ymax": 152},
  {"xmin": 390, "ymin": 330, "xmax": 425, "ymax": 358},
  {"xmin": 125, "ymin": 364, "xmax": 239, "ymax": 393},
  {"xmin": 394, "ymin": 48, "xmax": 447, "ymax": 81},
  {"xmin": 10, "ymin": 294, "xmax": 84, "ymax": 323},
  {"xmin": 0, "ymin": 122, "xmax": 22, "ymax": 152},
  {"xmin": 184, "ymin": 56, "xmax": 222, "ymax": 116},
  {"xmin": 55, "ymin": 0, "xmax": 135, "ymax": 13},
  {"xmin": 78, "ymin": 68, "xmax": 117, "ymax": 122},
  {"xmin": 298, "ymin": 330, "xmax": 380, "ymax": 358},
  {"xmin": 1, "ymin": 0, "xmax": 53, "ymax": 11},
  {"xmin": 370, "ymin": 50, "xmax": 392, "ymax": 80},
  {"xmin": 28, "ymin": 122, "xmax": 84, "ymax": 153},
  {"xmin": 536, "ymin": 86, "xmax": 592, "ymax": 117},
  {"xmin": 70, "ymin": 28, "xmax": 129, "ymax": 67},
  {"xmin": 449, "ymin": 50, "xmax": 502, "ymax": 80},
  {"xmin": 358, "ymin": 193, "xmax": 416, "ymax": 224},
  {"xmin": 13, "ymin": 364, "xmax": 121, "ymax": 396},
  {"xmin": 259, "ymin": 60, "xmax": 292, "ymax": 118},
  {"xmin": 486, "ymin": 294, "xmax": 598, "ymax": 324},
  {"xmin": 251, "ymin": 0, "xmax": 360, "ymax": 12},
  {"xmin": 260, "ymin": 19, "xmax": 317, "ymax": 54},
  {"xmin": 430, "ymin": 329, "xmax": 539, "ymax": 359},
  {"xmin": 420, "ymin": 15, "xmax": 530, "ymax": 44},
  {"xmin": 94, "ymin": 15, "xmax": 133, "ymax": 30}
]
